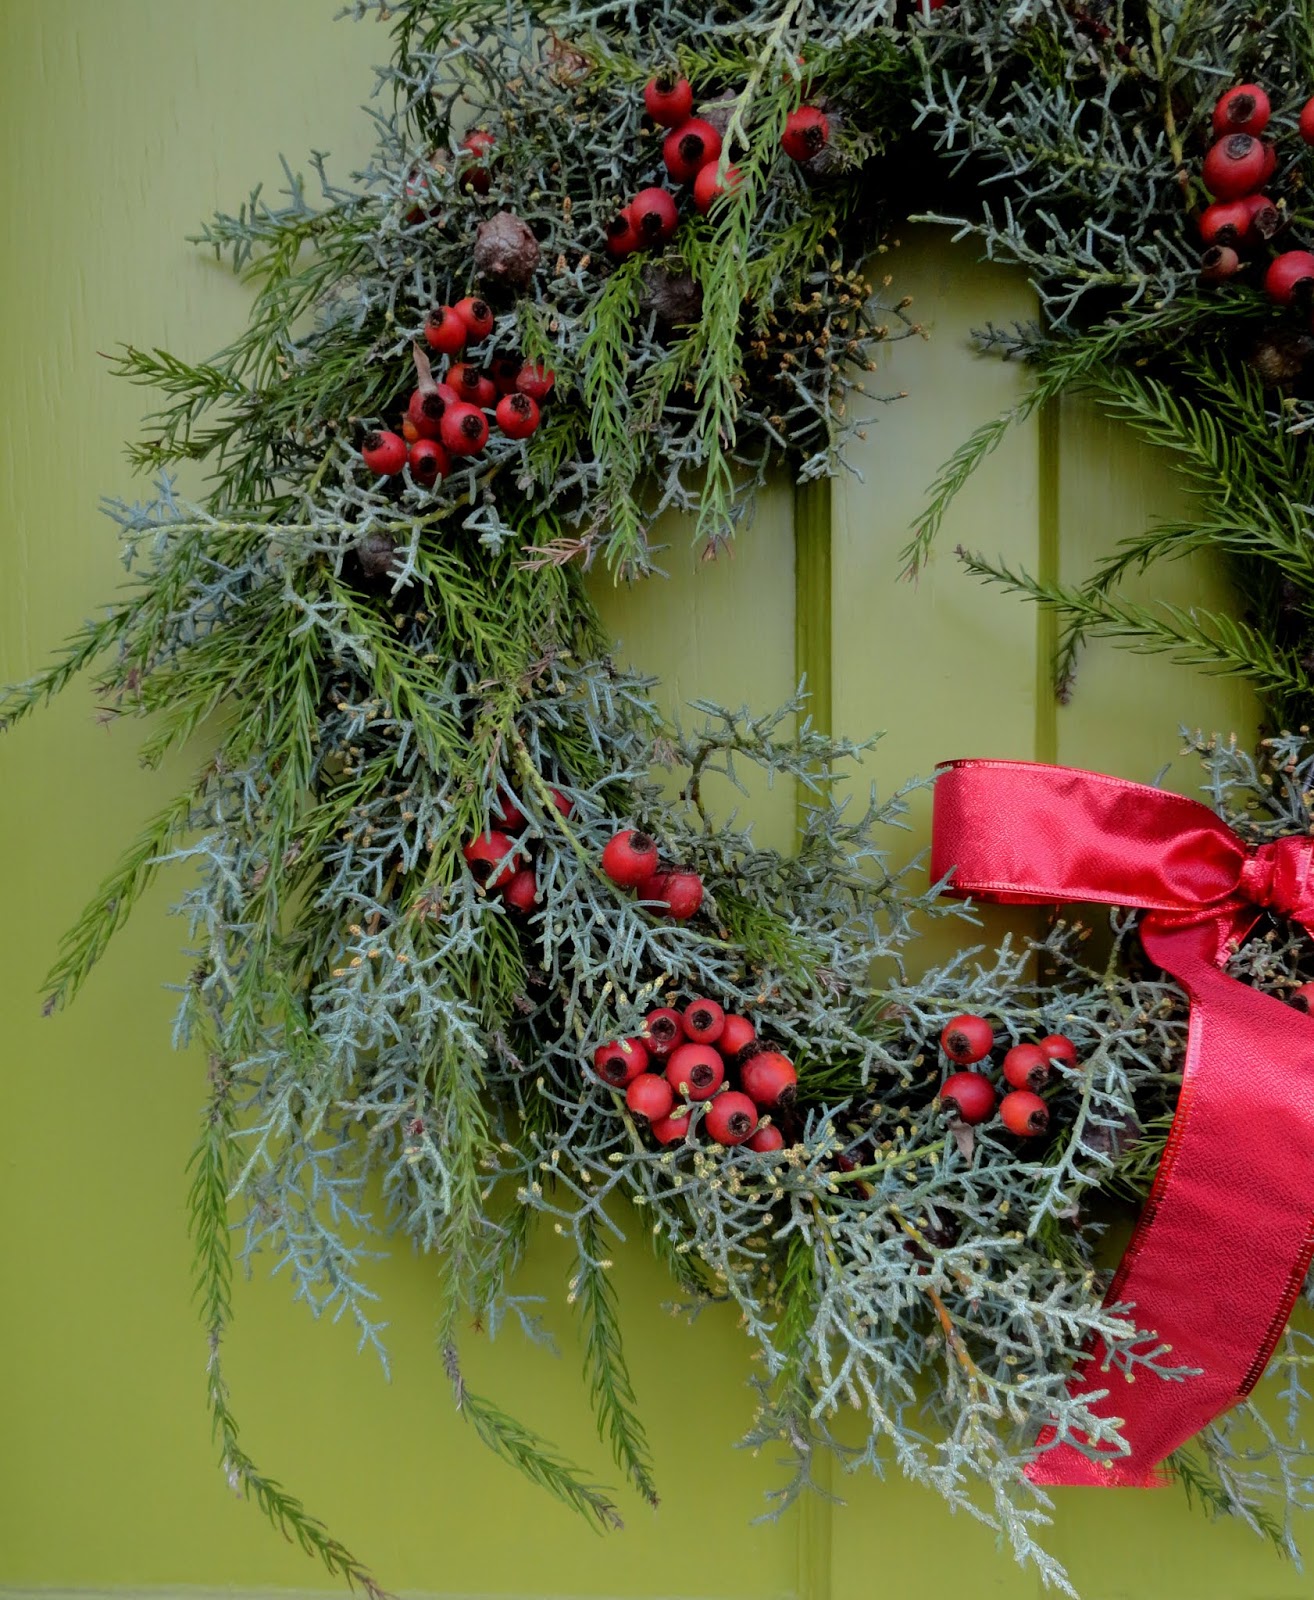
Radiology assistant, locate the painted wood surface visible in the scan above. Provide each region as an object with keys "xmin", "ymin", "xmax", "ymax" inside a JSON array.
[{"xmin": 0, "ymin": 5, "xmax": 1306, "ymax": 1598}]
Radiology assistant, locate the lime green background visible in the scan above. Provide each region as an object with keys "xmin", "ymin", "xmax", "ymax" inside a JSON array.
[{"xmin": 0, "ymin": 4, "xmax": 1308, "ymax": 1597}]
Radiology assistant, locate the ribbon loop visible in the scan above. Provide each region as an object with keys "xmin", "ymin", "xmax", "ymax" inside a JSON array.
[{"xmin": 931, "ymin": 758, "xmax": 1314, "ymax": 1487}]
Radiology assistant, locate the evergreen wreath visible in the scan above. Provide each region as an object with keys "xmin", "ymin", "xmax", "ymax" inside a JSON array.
[{"xmin": 7, "ymin": 2, "xmax": 1314, "ymax": 1594}]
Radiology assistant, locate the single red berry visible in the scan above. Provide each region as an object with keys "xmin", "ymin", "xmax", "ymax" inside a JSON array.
[
  {"xmin": 693, "ymin": 161, "xmax": 743, "ymax": 214},
  {"xmin": 440, "ymin": 401, "xmax": 490, "ymax": 456},
  {"xmin": 501, "ymin": 866, "xmax": 538, "ymax": 914},
  {"xmin": 593, "ymin": 1037, "xmax": 649, "ymax": 1088},
  {"xmin": 447, "ymin": 363, "xmax": 497, "ymax": 408},
  {"xmin": 407, "ymin": 381, "xmax": 458, "ymax": 439},
  {"xmin": 1200, "ymin": 245, "xmax": 1241, "ymax": 284},
  {"xmin": 361, "ymin": 429, "xmax": 407, "ymax": 476},
  {"xmin": 682, "ymin": 998, "xmax": 725, "ymax": 1044},
  {"xmin": 462, "ymin": 829, "xmax": 520, "ymax": 889},
  {"xmin": 491, "ymin": 789, "xmax": 526, "ymax": 831},
  {"xmin": 665, "ymin": 1043, "xmax": 724, "ymax": 1101},
  {"xmin": 939, "ymin": 1072, "xmax": 996, "ymax": 1126},
  {"xmin": 452, "ymin": 296, "xmax": 495, "ymax": 341},
  {"xmin": 745, "ymin": 1123, "xmax": 785, "ymax": 1154},
  {"xmin": 458, "ymin": 130, "xmax": 495, "ymax": 194},
  {"xmin": 662, "ymin": 119, "xmax": 722, "ymax": 183},
  {"xmin": 739, "ymin": 1050, "xmax": 797, "ymax": 1109},
  {"xmin": 639, "ymin": 869, "xmax": 703, "ymax": 920},
  {"xmin": 424, "ymin": 307, "xmax": 468, "ymax": 356},
  {"xmin": 516, "ymin": 363, "xmax": 555, "ymax": 401},
  {"xmin": 717, "ymin": 1013, "xmax": 756, "ymax": 1058},
  {"xmin": 1212, "ymin": 84, "xmax": 1271, "ymax": 137},
  {"xmin": 1038, "ymin": 1033, "xmax": 1079, "ymax": 1068},
  {"xmin": 495, "ymin": 392, "xmax": 542, "ymax": 439},
  {"xmin": 1301, "ymin": 97, "xmax": 1314, "ymax": 146},
  {"xmin": 1002, "ymin": 1043, "xmax": 1051, "ymax": 1092},
  {"xmin": 601, "ymin": 829, "xmax": 660, "ymax": 887},
  {"xmin": 705, "ymin": 1090, "xmax": 759, "ymax": 1146},
  {"xmin": 631, "ymin": 186, "xmax": 680, "ymax": 244},
  {"xmin": 1198, "ymin": 198, "xmax": 1257, "ymax": 248},
  {"xmin": 1000, "ymin": 1089, "xmax": 1050, "ymax": 1138},
  {"xmin": 1202, "ymin": 133, "xmax": 1267, "ymax": 199},
  {"xmin": 605, "ymin": 208, "xmax": 641, "ymax": 257},
  {"xmin": 408, "ymin": 437, "xmax": 450, "ymax": 488},
  {"xmin": 1242, "ymin": 193, "xmax": 1280, "ymax": 240},
  {"xmin": 626, "ymin": 1073, "xmax": 676, "ymax": 1122},
  {"xmin": 1265, "ymin": 250, "xmax": 1314, "ymax": 305},
  {"xmin": 548, "ymin": 787, "xmax": 574, "ymax": 820},
  {"xmin": 651, "ymin": 1111, "xmax": 692, "ymax": 1146},
  {"xmin": 643, "ymin": 1006, "xmax": 686, "ymax": 1058},
  {"xmin": 1292, "ymin": 981, "xmax": 1314, "ymax": 1012},
  {"xmin": 644, "ymin": 74, "xmax": 694, "ymax": 127},
  {"xmin": 940, "ymin": 1013, "xmax": 993, "ymax": 1065},
  {"xmin": 489, "ymin": 353, "xmax": 524, "ymax": 395},
  {"xmin": 781, "ymin": 105, "xmax": 829, "ymax": 163}
]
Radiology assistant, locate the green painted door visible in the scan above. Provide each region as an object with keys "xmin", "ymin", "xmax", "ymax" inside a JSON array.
[{"xmin": 0, "ymin": 5, "xmax": 1305, "ymax": 1598}]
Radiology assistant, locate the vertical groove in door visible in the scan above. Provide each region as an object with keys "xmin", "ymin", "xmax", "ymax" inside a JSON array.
[
  {"xmin": 794, "ymin": 474, "xmax": 834, "ymax": 838},
  {"xmin": 1035, "ymin": 394, "xmax": 1061, "ymax": 765}
]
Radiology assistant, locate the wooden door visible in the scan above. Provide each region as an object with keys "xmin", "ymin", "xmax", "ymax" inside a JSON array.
[{"xmin": 0, "ymin": 5, "xmax": 1304, "ymax": 1598}]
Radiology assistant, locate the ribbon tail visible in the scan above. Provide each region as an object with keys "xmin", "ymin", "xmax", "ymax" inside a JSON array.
[{"xmin": 1027, "ymin": 925, "xmax": 1314, "ymax": 1487}]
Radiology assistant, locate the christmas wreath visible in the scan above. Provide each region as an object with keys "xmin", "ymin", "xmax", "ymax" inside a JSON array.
[{"xmin": 8, "ymin": 2, "xmax": 1314, "ymax": 1594}]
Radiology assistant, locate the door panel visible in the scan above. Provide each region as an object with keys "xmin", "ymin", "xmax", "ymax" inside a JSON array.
[{"xmin": 1, "ymin": 5, "xmax": 1306, "ymax": 1598}]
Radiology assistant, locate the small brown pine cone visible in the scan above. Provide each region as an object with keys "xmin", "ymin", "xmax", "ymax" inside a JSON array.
[{"xmin": 473, "ymin": 211, "xmax": 541, "ymax": 290}]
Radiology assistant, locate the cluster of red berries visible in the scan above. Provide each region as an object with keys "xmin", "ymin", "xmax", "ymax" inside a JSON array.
[
  {"xmin": 1197, "ymin": 82, "xmax": 1314, "ymax": 298},
  {"xmin": 591, "ymin": 997, "xmax": 798, "ymax": 1150},
  {"xmin": 599, "ymin": 827, "xmax": 705, "ymax": 922},
  {"xmin": 461, "ymin": 784, "xmax": 574, "ymax": 912},
  {"xmin": 360, "ymin": 307, "xmax": 555, "ymax": 486},
  {"xmin": 935, "ymin": 1013, "xmax": 1080, "ymax": 1140}
]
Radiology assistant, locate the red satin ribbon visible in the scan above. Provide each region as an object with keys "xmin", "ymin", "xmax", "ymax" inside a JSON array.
[{"xmin": 931, "ymin": 758, "xmax": 1314, "ymax": 1486}]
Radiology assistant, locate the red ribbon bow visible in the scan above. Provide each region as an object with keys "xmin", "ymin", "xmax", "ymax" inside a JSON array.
[{"xmin": 931, "ymin": 759, "xmax": 1314, "ymax": 1486}]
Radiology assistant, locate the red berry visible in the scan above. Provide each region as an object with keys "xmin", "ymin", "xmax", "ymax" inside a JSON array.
[
  {"xmin": 424, "ymin": 307, "xmax": 468, "ymax": 356},
  {"xmin": 631, "ymin": 186, "xmax": 680, "ymax": 245},
  {"xmin": 1002, "ymin": 1043, "xmax": 1051, "ymax": 1092},
  {"xmin": 665, "ymin": 1043, "xmax": 724, "ymax": 1101},
  {"xmin": 1000, "ymin": 1089, "xmax": 1050, "ymax": 1138},
  {"xmin": 651, "ymin": 1111, "xmax": 692, "ymax": 1146},
  {"xmin": 516, "ymin": 363, "xmax": 555, "ymax": 401},
  {"xmin": 593, "ymin": 1037, "xmax": 649, "ymax": 1087},
  {"xmin": 1212, "ymin": 84, "xmax": 1271, "ymax": 137},
  {"xmin": 745, "ymin": 1123, "xmax": 785, "ymax": 1154},
  {"xmin": 440, "ymin": 401, "xmax": 490, "ymax": 456},
  {"xmin": 462, "ymin": 829, "xmax": 521, "ymax": 889},
  {"xmin": 643, "ymin": 1006, "xmax": 686, "ymax": 1057},
  {"xmin": 1198, "ymin": 198, "xmax": 1258, "ymax": 248},
  {"xmin": 781, "ymin": 105, "xmax": 829, "ymax": 163},
  {"xmin": 940, "ymin": 1013, "xmax": 993, "ymax": 1065},
  {"xmin": 407, "ymin": 381, "xmax": 458, "ymax": 439},
  {"xmin": 407, "ymin": 437, "xmax": 450, "ymax": 488},
  {"xmin": 1265, "ymin": 251, "xmax": 1314, "ymax": 305},
  {"xmin": 662, "ymin": 119, "xmax": 722, "ymax": 183},
  {"xmin": 605, "ymin": 208, "xmax": 641, "ymax": 257},
  {"xmin": 1202, "ymin": 134, "xmax": 1267, "ymax": 199},
  {"xmin": 693, "ymin": 161, "xmax": 743, "ymax": 214},
  {"xmin": 601, "ymin": 829, "xmax": 660, "ymax": 887},
  {"xmin": 644, "ymin": 74, "xmax": 694, "ymax": 127},
  {"xmin": 447, "ymin": 363, "xmax": 497, "ymax": 408},
  {"xmin": 1242, "ymin": 193, "xmax": 1280, "ymax": 239},
  {"xmin": 361, "ymin": 429, "xmax": 407, "ymax": 476},
  {"xmin": 626, "ymin": 1073, "xmax": 675, "ymax": 1122},
  {"xmin": 705, "ymin": 1090, "xmax": 759, "ymax": 1146},
  {"xmin": 452, "ymin": 296, "xmax": 495, "ymax": 341},
  {"xmin": 1301, "ymin": 97, "xmax": 1314, "ymax": 146},
  {"xmin": 1293, "ymin": 982, "xmax": 1314, "ymax": 1012},
  {"xmin": 739, "ymin": 1050, "xmax": 797, "ymax": 1109},
  {"xmin": 491, "ymin": 789, "xmax": 526, "ymax": 831},
  {"xmin": 1038, "ymin": 1033, "xmax": 1079, "ymax": 1068},
  {"xmin": 548, "ymin": 787, "xmax": 574, "ymax": 820},
  {"xmin": 458, "ymin": 131, "xmax": 495, "ymax": 194},
  {"xmin": 495, "ymin": 392, "xmax": 542, "ymax": 439},
  {"xmin": 938, "ymin": 1072, "xmax": 995, "ymax": 1126},
  {"xmin": 682, "ymin": 998, "xmax": 725, "ymax": 1044},
  {"xmin": 501, "ymin": 866, "xmax": 538, "ymax": 914},
  {"xmin": 1200, "ymin": 245, "xmax": 1241, "ymax": 284},
  {"xmin": 489, "ymin": 354, "xmax": 524, "ymax": 395},
  {"xmin": 717, "ymin": 1013, "xmax": 756, "ymax": 1058},
  {"xmin": 639, "ymin": 869, "xmax": 703, "ymax": 920}
]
